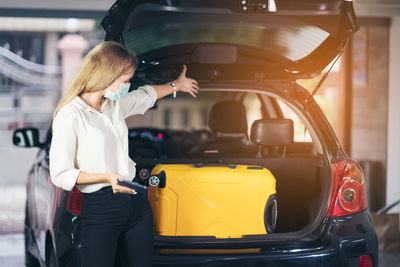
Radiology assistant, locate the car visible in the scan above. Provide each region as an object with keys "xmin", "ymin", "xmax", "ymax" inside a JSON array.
[{"xmin": 13, "ymin": 0, "xmax": 378, "ymax": 266}]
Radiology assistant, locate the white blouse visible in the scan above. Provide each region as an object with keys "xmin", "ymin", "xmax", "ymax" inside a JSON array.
[{"xmin": 49, "ymin": 85, "xmax": 157, "ymax": 193}]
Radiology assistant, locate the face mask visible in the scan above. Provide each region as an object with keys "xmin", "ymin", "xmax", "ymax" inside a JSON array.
[{"xmin": 104, "ymin": 81, "xmax": 131, "ymax": 101}]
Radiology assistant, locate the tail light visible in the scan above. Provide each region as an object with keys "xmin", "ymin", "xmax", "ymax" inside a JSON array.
[
  {"xmin": 359, "ymin": 255, "xmax": 373, "ymax": 267},
  {"xmin": 66, "ymin": 186, "xmax": 83, "ymax": 215},
  {"xmin": 326, "ymin": 160, "xmax": 368, "ymax": 217}
]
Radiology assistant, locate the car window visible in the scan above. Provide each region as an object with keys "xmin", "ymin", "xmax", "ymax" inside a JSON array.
[
  {"xmin": 127, "ymin": 90, "xmax": 266, "ymax": 133},
  {"xmin": 127, "ymin": 90, "xmax": 314, "ymax": 158},
  {"xmin": 123, "ymin": 14, "xmax": 330, "ymax": 62},
  {"xmin": 243, "ymin": 92, "xmax": 263, "ymax": 136},
  {"xmin": 276, "ymin": 99, "xmax": 312, "ymax": 142},
  {"xmin": 129, "ymin": 90, "xmax": 240, "ymax": 131}
]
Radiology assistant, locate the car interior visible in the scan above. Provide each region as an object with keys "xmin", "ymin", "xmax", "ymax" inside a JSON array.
[{"xmin": 127, "ymin": 89, "xmax": 324, "ymax": 233}]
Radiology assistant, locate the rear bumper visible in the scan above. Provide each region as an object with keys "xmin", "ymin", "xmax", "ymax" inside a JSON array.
[{"xmin": 152, "ymin": 211, "xmax": 378, "ymax": 266}]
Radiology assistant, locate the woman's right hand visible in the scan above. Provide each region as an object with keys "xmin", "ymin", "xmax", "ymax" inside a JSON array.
[{"xmin": 107, "ymin": 173, "xmax": 137, "ymax": 194}]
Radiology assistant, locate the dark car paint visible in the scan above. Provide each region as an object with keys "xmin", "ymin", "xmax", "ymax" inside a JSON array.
[
  {"xmin": 23, "ymin": 85, "xmax": 377, "ymax": 266},
  {"xmin": 26, "ymin": 183, "xmax": 378, "ymax": 266},
  {"xmin": 146, "ymin": 212, "xmax": 377, "ymax": 266}
]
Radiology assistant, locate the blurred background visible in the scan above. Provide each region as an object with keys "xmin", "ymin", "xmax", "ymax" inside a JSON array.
[{"xmin": 0, "ymin": 0, "xmax": 399, "ymax": 265}]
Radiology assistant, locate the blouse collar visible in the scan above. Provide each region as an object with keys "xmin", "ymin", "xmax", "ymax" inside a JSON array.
[{"xmin": 73, "ymin": 95, "xmax": 109, "ymax": 113}]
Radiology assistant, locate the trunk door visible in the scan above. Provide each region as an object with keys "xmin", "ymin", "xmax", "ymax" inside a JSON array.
[{"xmin": 102, "ymin": 0, "xmax": 358, "ymax": 80}]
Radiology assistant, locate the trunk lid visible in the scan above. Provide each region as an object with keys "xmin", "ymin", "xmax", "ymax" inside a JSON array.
[{"xmin": 101, "ymin": 0, "xmax": 358, "ymax": 81}]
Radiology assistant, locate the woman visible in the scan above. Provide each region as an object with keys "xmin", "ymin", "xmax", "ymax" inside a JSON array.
[{"xmin": 49, "ymin": 41, "xmax": 199, "ymax": 267}]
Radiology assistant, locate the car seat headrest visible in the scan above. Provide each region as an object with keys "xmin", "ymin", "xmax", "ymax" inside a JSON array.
[
  {"xmin": 208, "ymin": 101, "xmax": 247, "ymax": 136},
  {"xmin": 250, "ymin": 119, "xmax": 294, "ymax": 146}
]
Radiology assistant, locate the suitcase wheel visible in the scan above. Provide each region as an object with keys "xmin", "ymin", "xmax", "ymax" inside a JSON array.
[
  {"xmin": 264, "ymin": 194, "xmax": 277, "ymax": 233},
  {"xmin": 149, "ymin": 175, "xmax": 160, "ymax": 187},
  {"xmin": 149, "ymin": 171, "xmax": 166, "ymax": 188}
]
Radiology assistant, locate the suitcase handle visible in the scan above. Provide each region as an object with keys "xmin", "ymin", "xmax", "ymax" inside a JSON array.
[{"xmin": 193, "ymin": 163, "xmax": 237, "ymax": 169}]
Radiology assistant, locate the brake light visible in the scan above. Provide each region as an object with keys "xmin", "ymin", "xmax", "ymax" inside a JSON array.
[
  {"xmin": 66, "ymin": 186, "xmax": 83, "ymax": 215},
  {"xmin": 359, "ymin": 255, "xmax": 373, "ymax": 267},
  {"xmin": 326, "ymin": 160, "xmax": 368, "ymax": 217}
]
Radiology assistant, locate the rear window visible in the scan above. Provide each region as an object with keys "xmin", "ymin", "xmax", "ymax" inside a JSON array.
[
  {"xmin": 123, "ymin": 14, "xmax": 330, "ymax": 61},
  {"xmin": 126, "ymin": 89, "xmax": 318, "ymax": 159},
  {"xmin": 138, "ymin": 90, "xmax": 239, "ymax": 130},
  {"xmin": 277, "ymin": 99, "xmax": 312, "ymax": 142}
]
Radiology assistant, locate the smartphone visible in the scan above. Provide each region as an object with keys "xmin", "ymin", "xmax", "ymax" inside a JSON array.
[{"xmin": 117, "ymin": 178, "xmax": 148, "ymax": 194}]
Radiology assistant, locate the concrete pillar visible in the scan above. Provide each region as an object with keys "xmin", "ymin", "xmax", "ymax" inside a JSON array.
[
  {"xmin": 57, "ymin": 34, "xmax": 89, "ymax": 96},
  {"xmin": 44, "ymin": 32, "xmax": 58, "ymax": 66},
  {"xmin": 386, "ymin": 16, "xmax": 400, "ymax": 212}
]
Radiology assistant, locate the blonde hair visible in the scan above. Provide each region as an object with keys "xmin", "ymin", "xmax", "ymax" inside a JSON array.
[{"xmin": 51, "ymin": 41, "xmax": 138, "ymax": 133}]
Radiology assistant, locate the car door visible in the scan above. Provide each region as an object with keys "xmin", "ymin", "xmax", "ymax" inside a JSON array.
[
  {"xmin": 26, "ymin": 148, "xmax": 41, "ymax": 251},
  {"xmin": 31, "ymin": 147, "xmax": 50, "ymax": 260},
  {"xmin": 32, "ymin": 139, "xmax": 62, "ymax": 261}
]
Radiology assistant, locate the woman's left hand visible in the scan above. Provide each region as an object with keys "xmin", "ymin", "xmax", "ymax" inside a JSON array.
[{"xmin": 174, "ymin": 64, "xmax": 199, "ymax": 98}]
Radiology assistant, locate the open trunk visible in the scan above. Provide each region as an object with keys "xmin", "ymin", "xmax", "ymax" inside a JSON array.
[
  {"xmin": 100, "ymin": 0, "xmax": 357, "ymax": 249},
  {"xmin": 145, "ymin": 153, "xmax": 327, "ymax": 234},
  {"xmin": 127, "ymin": 86, "xmax": 333, "ymax": 248},
  {"xmin": 131, "ymin": 147, "xmax": 331, "ymax": 249}
]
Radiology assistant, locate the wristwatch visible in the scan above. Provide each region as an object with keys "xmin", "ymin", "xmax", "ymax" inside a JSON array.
[{"xmin": 169, "ymin": 81, "xmax": 177, "ymax": 98}]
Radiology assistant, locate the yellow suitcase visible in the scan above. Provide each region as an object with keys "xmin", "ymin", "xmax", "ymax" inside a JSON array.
[{"xmin": 148, "ymin": 163, "xmax": 277, "ymax": 239}]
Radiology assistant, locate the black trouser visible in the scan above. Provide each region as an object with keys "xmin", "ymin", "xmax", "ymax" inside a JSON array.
[{"xmin": 80, "ymin": 186, "xmax": 154, "ymax": 267}]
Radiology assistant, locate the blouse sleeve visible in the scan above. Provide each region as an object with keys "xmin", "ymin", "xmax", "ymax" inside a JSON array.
[
  {"xmin": 119, "ymin": 85, "xmax": 158, "ymax": 119},
  {"xmin": 49, "ymin": 109, "xmax": 81, "ymax": 191}
]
